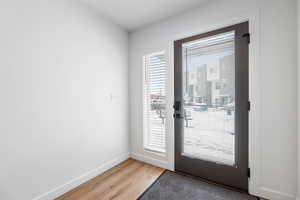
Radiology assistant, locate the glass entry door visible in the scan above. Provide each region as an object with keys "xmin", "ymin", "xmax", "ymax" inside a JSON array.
[{"xmin": 174, "ymin": 22, "xmax": 249, "ymax": 191}]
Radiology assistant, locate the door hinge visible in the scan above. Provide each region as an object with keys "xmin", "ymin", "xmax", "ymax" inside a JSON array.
[
  {"xmin": 242, "ymin": 33, "xmax": 250, "ymax": 44},
  {"xmin": 247, "ymin": 168, "xmax": 251, "ymax": 178},
  {"xmin": 248, "ymin": 101, "xmax": 251, "ymax": 111}
]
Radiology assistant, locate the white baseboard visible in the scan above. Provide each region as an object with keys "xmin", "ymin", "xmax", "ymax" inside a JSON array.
[
  {"xmin": 32, "ymin": 152, "xmax": 130, "ymax": 200},
  {"xmin": 131, "ymin": 152, "xmax": 168, "ymax": 169},
  {"xmin": 258, "ymin": 187, "xmax": 297, "ymax": 200}
]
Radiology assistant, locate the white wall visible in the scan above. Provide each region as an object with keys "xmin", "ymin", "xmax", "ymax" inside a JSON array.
[
  {"xmin": 298, "ymin": 0, "xmax": 300, "ymax": 198},
  {"xmin": 129, "ymin": 0, "xmax": 298, "ymax": 200},
  {"xmin": 0, "ymin": 1, "xmax": 129, "ymax": 200}
]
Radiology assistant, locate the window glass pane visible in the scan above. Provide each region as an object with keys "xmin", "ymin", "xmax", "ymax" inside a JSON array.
[{"xmin": 182, "ymin": 32, "xmax": 235, "ymax": 165}]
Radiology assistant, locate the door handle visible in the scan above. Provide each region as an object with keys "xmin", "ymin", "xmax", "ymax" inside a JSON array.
[{"xmin": 173, "ymin": 113, "xmax": 184, "ymax": 119}]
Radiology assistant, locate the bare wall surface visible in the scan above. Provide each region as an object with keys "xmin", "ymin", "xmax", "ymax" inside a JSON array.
[
  {"xmin": 129, "ymin": 0, "xmax": 297, "ymax": 199},
  {"xmin": 298, "ymin": 0, "xmax": 300, "ymax": 198},
  {"xmin": 0, "ymin": 0, "xmax": 129, "ymax": 199}
]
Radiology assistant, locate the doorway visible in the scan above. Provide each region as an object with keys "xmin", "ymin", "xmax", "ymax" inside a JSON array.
[{"xmin": 174, "ymin": 22, "xmax": 249, "ymax": 191}]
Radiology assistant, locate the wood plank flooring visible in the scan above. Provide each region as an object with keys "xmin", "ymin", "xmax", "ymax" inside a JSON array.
[{"xmin": 56, "ymin": 158, "xmax": 165, "ymax": 200}]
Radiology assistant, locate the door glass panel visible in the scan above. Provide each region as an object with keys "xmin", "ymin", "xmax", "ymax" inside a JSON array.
[{"xmin": 182, "ymin": 31, "xmax": 235, "ymax": 165}]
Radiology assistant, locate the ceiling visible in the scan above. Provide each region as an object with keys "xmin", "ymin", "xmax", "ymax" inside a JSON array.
[{"xmin": 81, "ymin": 0, "xmax": 209, "ymax": 31}]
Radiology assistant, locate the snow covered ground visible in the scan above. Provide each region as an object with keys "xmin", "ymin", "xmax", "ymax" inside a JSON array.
[
  {"xmin": 150, "ymin": 107, "xmax": 235, "ymax": 165},
  {"xmin": 183, "ymin": 108, "xmax": 235, "ymax": 165}
]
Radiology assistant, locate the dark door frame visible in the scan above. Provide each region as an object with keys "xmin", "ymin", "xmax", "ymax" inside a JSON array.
[{"xmin": 174, "ymin": 22, "xmax": 249, "ymax": 191}]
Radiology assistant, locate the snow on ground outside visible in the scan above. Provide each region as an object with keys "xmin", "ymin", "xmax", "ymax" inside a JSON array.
[
  {"xmin": 150, "ymin": 108, "xmax": 235, "ymax": 165},
  {"xmin": 183, "ymin": 108, "xmax": 235, "ymax": 165}
]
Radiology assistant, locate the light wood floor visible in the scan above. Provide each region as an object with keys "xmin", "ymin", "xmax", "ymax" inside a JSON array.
[{"xmin": 56, "ymin": 159, "xmax": 165, "ymax": 200}]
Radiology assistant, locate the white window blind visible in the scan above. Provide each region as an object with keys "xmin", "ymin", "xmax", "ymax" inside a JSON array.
[{"xmin": 143, "ymin": 51, "xmax": 167, "ymax": 153}]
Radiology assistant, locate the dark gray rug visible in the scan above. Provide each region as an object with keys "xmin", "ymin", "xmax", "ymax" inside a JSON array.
[{"xmin": 138, "ymin": 171, "xmax": 258, "ymax": 200}]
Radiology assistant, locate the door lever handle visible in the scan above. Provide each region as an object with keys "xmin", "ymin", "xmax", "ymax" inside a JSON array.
[{"xmin": 173, "ymin": 113, "xmax": 184, "ymax": 119}]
